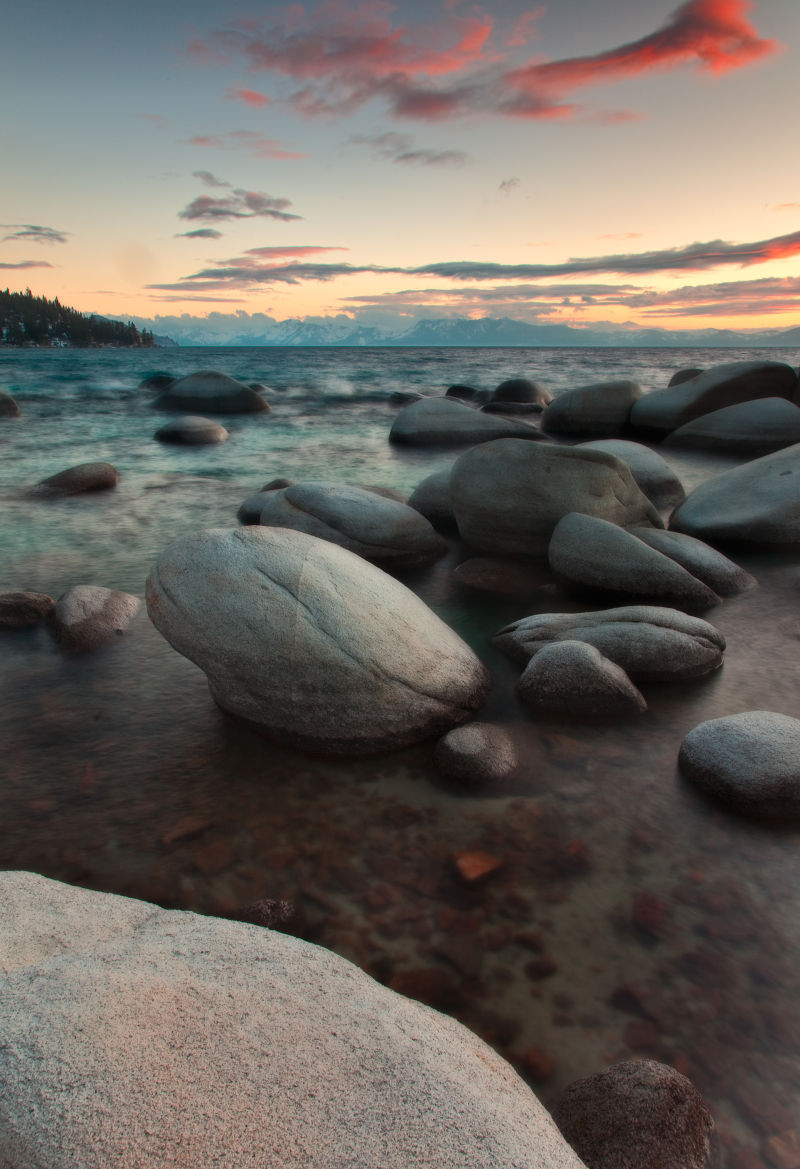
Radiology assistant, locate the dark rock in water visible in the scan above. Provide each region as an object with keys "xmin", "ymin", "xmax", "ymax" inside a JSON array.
[
  {"xmin": 146, "ymin": 526, "xmax": 490, "ymax": 755},
  {"xmin": 390, "ymin": 397, "xmax": 543, "ymax": 446},
  {"xmin": 0, "ymin": 591, "xmax": 55, "ymax": 629},
  {"xmin": 155, "ymin": 415, "xmax": 229, "ymax": 445},
  {"xmin": 493, "ymin": 606, "xmax": 725, "ymax": 682},
  {"xmin": 445, "ymin": 384, "xmax": 479, "ymax": 402},
  {"xmin": 541, "ymin": 380, "xmax": 642, "ymax": 437},
  {"xmin": 236, "ymin": 481, "xmax": 447, "ymax": 569},
  {"xmin": 679, "ymin": 711, "xmax": 800, "ymax": 818},
  {"xmin": 548, "ymin": 513, "xmax": 721, "ymax": 612},
  {"xmin": 517, "ymin": 640, "xmax": 647, "ymax": 722},
  {"xmin": 630, "ymin": 528, "xmax": 756, "ymax": 596},
  {"xmin": 629, "ymin": 360, "xmax": 799, "ymax": 437},
  {"xmin": 576, "ymin": 440, "xmax": 686, "ymax": 511},
  {"xmin": 481, "ymin": 400, "xmax": 545, "ymax": 415},
  {"xmin": 0, "ymin": 391, "xmax": 21, "ymax": 417},
  {"xmin": 670, "ymin": 443, "xmax": 800, "ymax": 545},
  {"xmin": 261, "ymin": 477, "xmax": 294, "ymax": 491},
  {"xmin": 668, "ymin": 367, "xmax": 704, "ymax": 387},
  {"xmin": 663, "ymin": 397, "xmax": 800, "ymax": 455},
  {"xmin": 434, "ymin": 722, "xmax": 518, "ymax": 785},
  {"xmin": 552, "ymin": 1058, "xmax": 714, "ymax": 1169},
  {"xmin": 450, "ymin": 440, "xmax": 662, "ymax": 557},
  {"xmin": 138, "ymin": 372, "xmax": 175, "ymax": 392},
  {"xmin": 490, "ymin": 378, "xmax": 552, "ymax": 407},
  {"xmin": 153, "ymin": 370, "xmax": 270, "ymax": 414},
  {"xmin": 407, "ymin": 468, "xmax": 456, "ymax": 531},
  {"xmin": 32, "ymin": 461, "xmax": 119, "ymax": 497},
  {"xmin": 388, "ymin": 390, "xmax": 424, "ymax": 406},
  {"xmin": 50, "ymin": 585, "xmax": 141, "ymax": 651}
]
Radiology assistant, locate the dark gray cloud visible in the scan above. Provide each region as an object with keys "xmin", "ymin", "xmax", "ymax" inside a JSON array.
[
  {"xmin": 176, "ymin": 228, "xmax": 225, "ymax": 239},
  {"xmin": 0, "ymin": 260, "xmax": 55, "ymax": 269},
  {"xmin": 2, "ymin": 225, "xmax": 69, "ymax": 245},
  {"xmin": 350, "ymin": 132, "xmax": 467, "ymax": 167},
  {"xmin": 192, "ymin": 171, "xmax": 231, "ymax": 188},
  {"xmin": 178, "ymin": 188, "xmax": 301, "ymax": 223}
]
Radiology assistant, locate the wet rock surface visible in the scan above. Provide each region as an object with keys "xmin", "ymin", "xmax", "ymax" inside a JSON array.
[
  {"xmin": 517, "ymin": 640, "xmax": 647, "ymax": 722},
  {"xmin": 31, "ymin": 461, "xmax": 119, "ymax": 496},
  {"xmin": 50, "ymin": 585, "xmax": 142, "ymax": 651},
  {"xmin": 389, "ymin": 396, "xmax": 544, "ymax": 445}
]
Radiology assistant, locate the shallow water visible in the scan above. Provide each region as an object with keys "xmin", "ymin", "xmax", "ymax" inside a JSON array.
[{"xmin": 1, "ymin": 346, "xmax": 799, "ymax": 1163}]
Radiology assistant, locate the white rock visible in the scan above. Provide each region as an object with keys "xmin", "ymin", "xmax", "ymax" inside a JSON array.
[{"xmin": 51, "ymin": 585, "xmax": 141, "ymax": 651}]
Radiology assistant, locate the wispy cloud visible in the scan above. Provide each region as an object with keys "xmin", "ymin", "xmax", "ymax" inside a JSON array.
[
  {"xmin": 176, "ymin": 228, "xmax": 225, "ymax": 239},
  {"xmin": 0, "ymin": 260, "xmax": 55, "ymax": 269},
  {"xmin": 177, "ymin": 188, "xmax": 302, "ymax": 223},
  {"xmin": 499, "ymin": 177, "xmax": 520, "ymax": 195},
  {"xmin": 188, "ymin": 0, "xmax": 778, "ymax": 123},
  {"xmin": 225, "ymin": 86, "xmax": 271, "ymax": 107},
  {"xmin": 193, "ymin": 170, "xmax": 231, "ymax": 188},
  {"xmin": 2, "ymin": 224, "xmax": 69, "ymax": 245},
  {"xmin": 186, "ymin": 130, "xmax": 304, "ymax": 159},
  {"xmin": 350, "ymin": 131, "xmax": 467, "ymax": 166}
]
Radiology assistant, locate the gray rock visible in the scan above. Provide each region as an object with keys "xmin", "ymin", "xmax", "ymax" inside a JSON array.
[
  {"xmin": 434, "ymin": 722, "xmax": 518, "ymax": 785},
  {"xmin": 541, "ymin": 380, "xmax": 642, "ymax": 437},
  {"xmin": 668, "ymin": 367, "xmax": 704, "ymax": 387},
  {"xmin": 146, "ymin": 526, "xmax": 490, "ymax": 755},
  {"xmin": 575, "ymin": 439, "xmax": 686, "ymax": 510},
  {"xmin": 663, "ymin": 396, "xmax": 800, "ymax": 454},
  {"xmin": 445, "ymin": 384, "xmax": 480, "ymax": 402},
  {"xmin": 493, "ymin": 606, "xmax": 725, "ymax": 682},
  {"xmin": 155, "ymin": 414, "xmax": 229, "ymax": 445},
  {"xmin": 237, "ymin": 481, "xmax": 447, "ymax": 569},
  {"xmin": 0, "ymin": 871, "xmax": 587, "ymax": 1169},
  {"xmin": 138, "ymin": 372, "xmax": 175, "ymax": 392},
  {"xmin": 517, "ymin": 641, "xmax": 647, "ymax": 721},
  {"xmin": 670, "ymin": 443, "xmax": 800, "ymax": 545},
  {"xmin": 407, "ymin": 468, "xmax": 456, "ymax": 531},
  {"xmin": 553, "ymin": 1058, "xmax": 713, "ymax": 1169},
  {"xmin": 490, "ymin": 377, "xmax": 552, "ymax": 406},
  {"xmin": 50, "ymin": 585, "xmax": 141, "ymax": 651},
  {"xmin": 548, "ymin": 513, "xmax": 721, "ymax": 611},
  {"xmin": 679, "ymin": 711, "xmax": 800, "ymax": 818},
  {"xmin": 452, "ymin": 557, "xmax": 545, "ymax": 598},
  {"xmin": 0, "ymin": 591, "xmax": 55, "ymax": 629},
  {"xmin": 388, "ymin": 390, "xmax": 424, "ymax": 406},
  {"xmin": 154, "ymin": 369, "xmax": 270, "ymax": 414},
  {"xmin": 630, "ymin": 528, "xmax": 756, "ymax": 596},
  {"xmin": 0, "ymin": 391, "xmax": 20, "ymax": 417},
  {"xmin": 482, "ymin": 400, "xmax": 545, "ymax": 415},
  {"xmin": 450, "ymin": 440, "xmax": 662, "ymax": 558},
  {"xmin": 629, "ymin": 360, "xmax": 799, "ymax": 436},
  {"xmin": 32, "ymin": 461, "xmax": 119, "ymax": 497},
  {"xmin": 389, "ymin": 396, "xmax": 543, "ymax": 445}
]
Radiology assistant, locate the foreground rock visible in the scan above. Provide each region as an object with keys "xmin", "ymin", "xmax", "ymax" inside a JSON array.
[
  {"xmin": 434, "ymin": 723, "xmax": 518, "ymax": 785},
  {"xmin": 0, "ymin": 591, "xmax": 55, "ymax": 629},
  {"xmin": 390, "ymin": 397, "xmax": 543, "ymax": 445},
  {"xmin": 450, "ymin": 440, "xmax": 662, "ymax": 557},
  {"xmin": 155, "ymin": 414, "xmax": 229, "ymax": 445},
  {"xmin": 517, "ymin": 641, "xmax": 647, "ymax": 721},
  {"xmin": 32, "ymin": 461, "xmax": 119, "ymax": 497},
  {"xmin": 576, "ymin": 440, "xmax": 686, "ymax": 511},
  {"xmin": 679, "ymin": 711, "xmax": 800, "ymax": 818},
  {"xmin": 237, "ymin": 481, "xmax": 447, "ymax": 569},
  {"xmin": 664, "ymin": 396, "xmax": 800, "ymax": 455},
  {"xmin": 0, "ymin": 390, "xmax": 20, "ymax": 417},
  {"xmin": 0, "ymin": 872, "xmax": 586, "ymax": 1169},
  {"xmin": 146, "ymin": 527, "xmax": 490, "ymax": 755},
  {"xmin": 670, "ymin": 443, "xmax": 800, "ymax": 545},
  {"xmin": 629, "ymin": 360, "xmax": 799, "ymax": 437},
  {"xmin": 153, "ymin": 370, "xmax": 270, "ymax": 414},
  {"xmin": 630, "ymin": 528, "xmax": 756, "ymax": 596},
  {"xmin": 553, "ymin": 1059, "xmax": 713, "ymax": 1169},
  {"xmin": 548, "ymin": 513, "xmax": 721, "ymax": 611},
  {"xmin": 493, "ymin": 606, "xmax": 725, "ymax": 681},
  {"xmin": 50, "ymin": 585, "xmax": 141, "ymax": 651},
  {"xmin": 541, "ymin": 380, "xmax": 642, "ymax": 437}
]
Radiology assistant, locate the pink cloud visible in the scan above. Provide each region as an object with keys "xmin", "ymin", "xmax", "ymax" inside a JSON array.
[
  {"xmin": 186, "ymin": 131, "xmax": 303, "ymax": 159},
  {"xmin": 226, "ymin": 86, "xmax": 271, "ymax": 107}
]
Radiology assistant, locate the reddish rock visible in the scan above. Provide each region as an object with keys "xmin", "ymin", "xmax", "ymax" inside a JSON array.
[
  {"xmin": 0, "ymin": 590, "xmax": 55, "ymax": 629},
  {"xmin": 451, "ymin": 850, "xmax": 503, "ymax": 883},
  {"xmin": 33, "ymin": 460, "xmax": 119, "ymax": 496},
  {"xmin": 161, "ymin": 814, "xmax": 211, "ymax": 846},
  {"xmin": 623, "ymin": 1019, "xmax": 660, "ymax": 1052},
  {"xmin": 520, "ymin": 1047, "xmax": 555, "ymax": 1082},
  {"xmin": 565, "ymin": 838, "xmax": 592, "ymax": 872},
  {"xmin": 763, "ymin": 1131, "xmax": 800, "ymax": 1169}
]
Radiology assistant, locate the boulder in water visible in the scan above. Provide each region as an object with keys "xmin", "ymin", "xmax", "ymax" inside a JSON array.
[
  {"xmin": 489, "ymin": 377, "xmax": 552, "ymax": 407},
  {"xmin": 663, "ymin": 396, "xmax": 800, "ymax": 455},
  {"xmin": 434, "ymin": 722, "xmax": 518, "ymax": 785},
  {"xmin": 50, "ymin": 585, "xmax": 141, "ymax": 651},
  {"xmin": 0, "ymin": 591, "xmax": 55, "ymax": 629},
  {"xmin": 541, "ymin": 380, "xmax": 642, "ymax": 437},
  {"xmin": 32, "ymin": 462, "xmax": 119, "ymax": 497},
  {"xmin": 0, "ymin": 391, "xmax": 20, "ymax": 417},
  {"xmin": 153, "ymin": 370, "xmax": 270, "ymax": 414},
  {"xmin": 407, "ymin": 468, "xmax": 456, "ymax": 531},
  {"xmin": 155, "ymin": 415, "xmax": 229, "ymax": 445},
  {"xmin": 389, "ymin": 397, "xmax": 543, "ymax": 445},
  {"xmin": 576, "ymin": 439, "xmax": 685, "ymax": 511},
  {"xmin": 517, "ymin": 640, "xmax": 647, "ymax": 721}
]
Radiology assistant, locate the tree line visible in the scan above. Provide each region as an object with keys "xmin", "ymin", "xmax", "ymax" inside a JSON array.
[{"xmin": 0, "ymin": 288, "xmax": 154, "ymax": 347}]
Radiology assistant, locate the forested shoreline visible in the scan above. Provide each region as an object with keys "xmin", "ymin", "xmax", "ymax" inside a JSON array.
[{"xmin": 0, "ymin": 289, "xmax": 154, "ymax": 348}]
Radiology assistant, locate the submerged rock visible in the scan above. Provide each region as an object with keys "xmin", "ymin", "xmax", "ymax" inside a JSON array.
[
  {"xmin": 679, "ymin": 711, "xmax": 800, "ymax": 818},
  {"xmin": 237, "ymin": 481, "xmax": 447, "ymax": 569},
  {"xmin": 146, "ymin": 527, "xmax": 490, "ymax": 755},
  {"xmin": 493, "ymin": 606, "xmax": 725, "ymax": 681},
  {"xmin": 0, "ymin": 871, "xmax": 586, "ymax": 1169},
  {"xmin": 50, "ymin": 585, "xmax": 141, "ymax": 651},
  {"xmin": 155, "ymin": 415, "xmax": 229, "ymax": 445},
  {"xmin": 390, "ymin": 397, "xmax": 543, "ymax": 445},
  {"xmin": 153, "ymin": 370, "xmax": 270, "ymax": 414},
  {"xmin": 450, "ymin": 439, "xmax": 662, "ymax": 557},
  {"xmin": 541, "ymin": 380, "xmax": 642, "ymax": 437},
  {"xmin": 32, "ymin": 461, "xmax": 119, "ymax": 497},
  {"xmin": 517, "ymin": 640, "xmax": 647, "ymax": 721}
]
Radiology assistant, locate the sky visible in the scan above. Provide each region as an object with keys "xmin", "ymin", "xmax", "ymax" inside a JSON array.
[{"xmin": 3, "ymin": 0, "xmax": 799, "ymax": 336}]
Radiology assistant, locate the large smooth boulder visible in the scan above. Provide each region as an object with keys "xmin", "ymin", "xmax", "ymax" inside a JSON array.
[
  {"xmin": 517, "ymin": 641, "xmax": 647, "ymax": 722},
  {"xmin": 679, "ymin": 711, "xmax": 800, "ymax": 818},
  {"xmin": 450, "ymin": 440, "xmax": 662, "ymax": 557},
  {"xmin": 670, "ymin": 443, "xmax": 800, "ymax": 545},
  {"xmin": 50, "ymin": 585, "xmax": 141, "ymax": 651},
  {"xmin": 32, "ymin": 461, "xmax": 119, "ymax": 497},
  {"xmin": 490, "ymin": 377, "xmax": 552, "ymax": 406},
  {"xmin": 155, "ymin": 414, "xmax": 229, "ymax": 445},
  {"xmin": 389, "ymin": 397, "xmax": 543, "ymax": 445},
  {"xmin": 576, "ymin": 440, "xmax": 686, "ymax": 511},
  {"xmin": 493, "ymin": 606, "xmax": 725, "ymax": 682},
  {"xmin": 553, "ymin": 1059, "xmax": 713, "ymax": 1169},
  {"xmin": 548, "ymin": 513, "xmax": 721, "ymax": 612},
  {"xmin": 630, "ymin": 528, "xmax": 756, "ymax": 596},
  {"xmin": 629, "ymin": 360, "xmax": 799, "ymax": 436},
  {"xmin": 663, "ymin": 397, "xmax": 800, "ymax": 454},
  {"xmin": 407, "ymin": 468, "xmax": 456, "ymax": 531},
  {"xmin": 541, "ymin": 381, "xmax": 642, "ymax": 437},
  {"xmin": 146, "ymin": 527, "xmax": 490, "ymax": 755},
  {"xmin": 153, "ymin": 370, "xmax": 270, "ymax": 414},
  {"xmin": 237, "ymin": 481, "xmax": 447, "ymax": 569},
  {"xmin": 0, "ymin": 872, "xmax": 587, "ymax": 1169}
]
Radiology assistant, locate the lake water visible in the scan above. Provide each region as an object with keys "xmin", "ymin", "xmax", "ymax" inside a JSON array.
[{"xmin": 1, "ymin": 345, "xmax": 799, "ymax": 1163}]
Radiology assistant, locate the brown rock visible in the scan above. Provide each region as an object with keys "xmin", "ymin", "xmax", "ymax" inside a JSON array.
[
  {"xmin": 0, "ymin": 591, "xmax": 55, "ymax": 629},
  {"xmin": 33, "ymin": 461, "xmax": 119, "ymax": 497}
]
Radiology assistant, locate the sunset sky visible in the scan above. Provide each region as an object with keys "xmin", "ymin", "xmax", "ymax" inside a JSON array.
[{"xmin": 3, "ymin": 0, "xmax": 799, "ymax": 335}]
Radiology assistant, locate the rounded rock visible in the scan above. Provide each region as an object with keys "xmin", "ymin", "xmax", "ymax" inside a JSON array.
[
  {"xmin": 155, "ymin": 415, "xmax": 229, "ymax": 445},
  {"xmin": 390, "ymin": 397, "xmax": 543, "ymax": 446},
  {"xmin": 407, "ymin": 468, "xmax": 456, "ymax": 531},
  {"xmin": 679, "ymin": 711, "xmax": 800, "ymax": 818},
  {"xmin": 490, "ymin": 378, "xmax": 552, "ymax": 406},
  {"xmin": 576, "ymin": 440, "xmax": 686, "ymax": 510},
  {"xmin": 517, "ymin": 641, "xmax": 647, "ymax": 722},
  {"xmin": 153, "ymin": 370, "xmax": 270, "ymax": 414},
  {"xmin": 0, "ymin": 591, "xmax": 55, "ymax": 629},
  {"xmin": 434, "ymin": 722, "xmax": 518, "ymax": 785},
  {"xmin": 50, "ymin": 585, "xmax": 141, "ymax": 651},
  {"xmin": 0, "ymin": 391, "xmax": 21, "ymax": 417},
  {"xmin": 33, "ymin": 462, "xmax": 119, "ymax": 497},
  {"xmin": 541, "ymin": 380, "xmax": 642, "ymax": 438},
  {"xmin": 663, "ymin": 397, "xmax": 800, "ymax": 455}
]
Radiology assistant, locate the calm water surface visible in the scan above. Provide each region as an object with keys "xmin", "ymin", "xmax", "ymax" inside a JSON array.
[{"xmin": 1, "ymin": 346, "xmax": 799, "ymax": 1163}]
